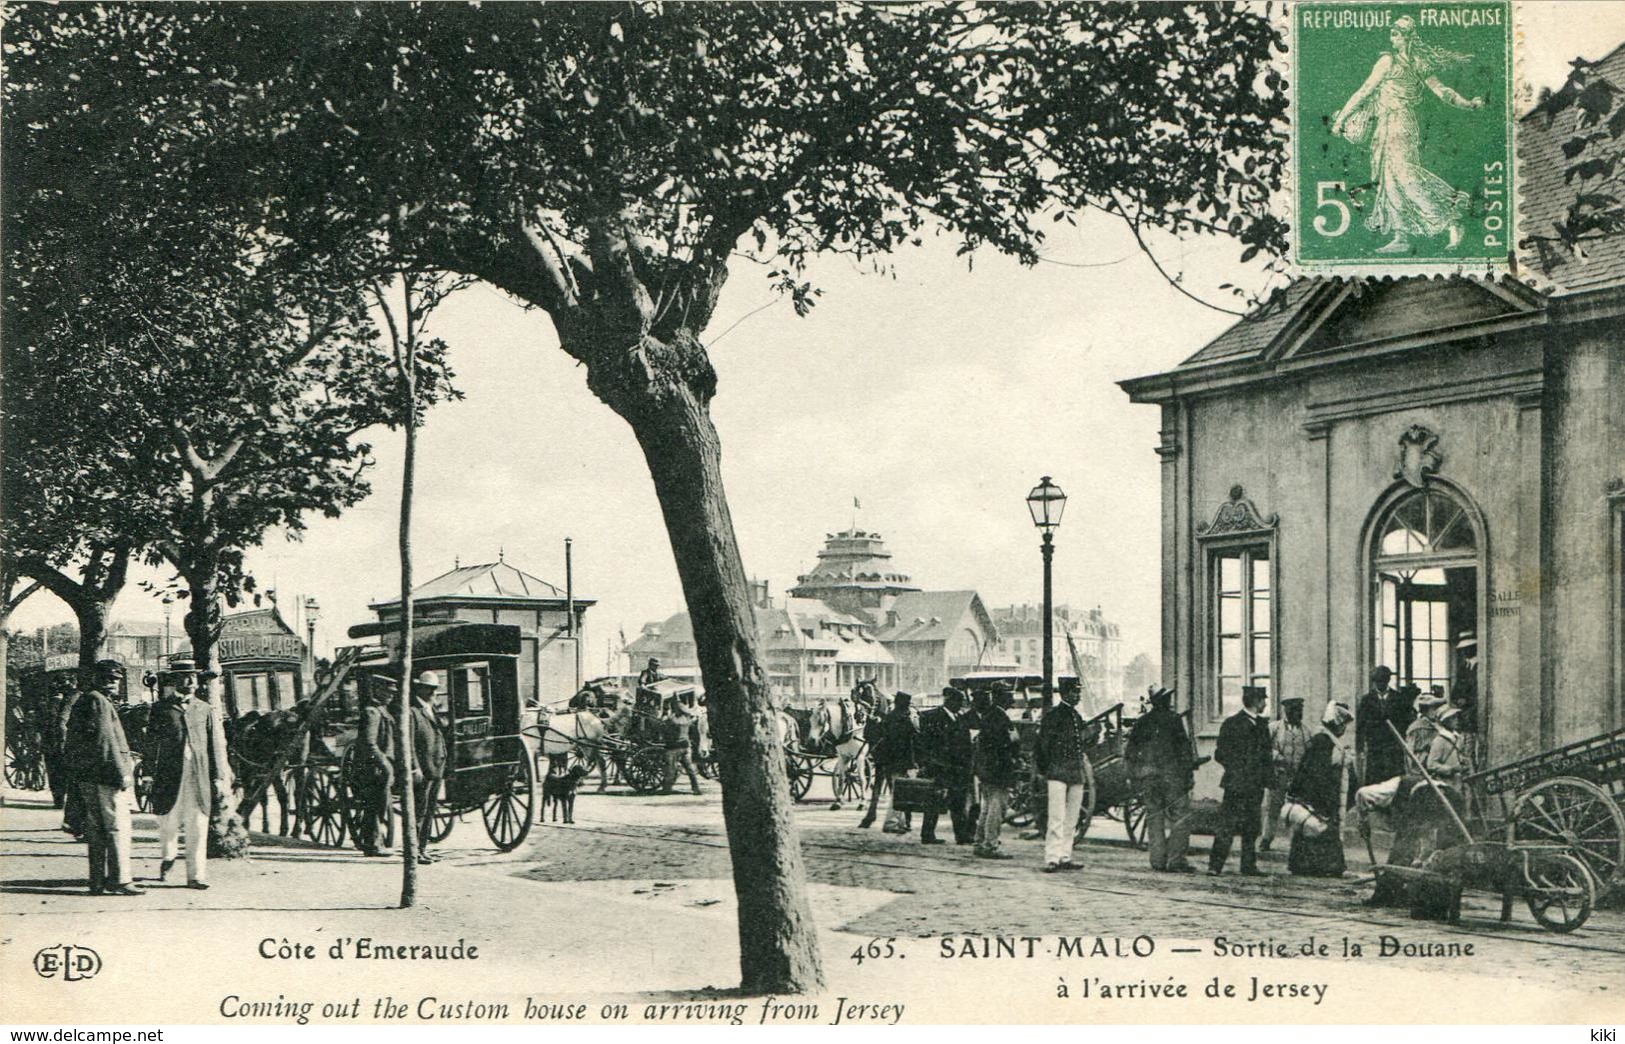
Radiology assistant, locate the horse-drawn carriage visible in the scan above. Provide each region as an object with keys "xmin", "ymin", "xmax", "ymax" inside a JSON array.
[
  {"xmin": 6, "ymin": 666, "xmax": 157, "ymax": 810},
  {"xmin": 531, "ymin": 678, "xmax": 697, "ymax": 794},
  {"xmin": 234, "ymin": 623, "xmax": 536, "ymax": 853},
  {"xmin": 778, "ymin": 688, "xmax": 871, "ymax": 805}
]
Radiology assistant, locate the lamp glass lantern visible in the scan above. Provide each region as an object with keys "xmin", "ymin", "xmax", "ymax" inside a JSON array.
[{"xmin": 1026, "ymin": 476, "xmax": 1067, "ymax": 531}]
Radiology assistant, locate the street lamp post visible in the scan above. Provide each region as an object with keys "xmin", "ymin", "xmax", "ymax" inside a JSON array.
[
  {"xmin": 303, "ymin": 596, "xmax": 320, "ymax": 687},
  {"xmin": 162, "ymin": 595, "xmax": 173, "ymax": 657},
  {"xmin": 1026, "ymin": 476, "xmax": 1067, "ymax": 709}
]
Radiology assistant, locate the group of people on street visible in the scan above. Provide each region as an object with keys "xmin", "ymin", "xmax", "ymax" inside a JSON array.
[
  {"xmin": 49, "ymin": 658, "xmax": 232, "ymax": 895},
  {"xmin": 842, "ymin": 662, "xmax": 1469, "ymax": 891}
]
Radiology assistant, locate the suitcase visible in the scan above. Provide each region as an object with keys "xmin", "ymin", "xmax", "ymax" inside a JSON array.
[{"xmin": 891, "ymin": 776, "xmax": 945, "ymax": 814}]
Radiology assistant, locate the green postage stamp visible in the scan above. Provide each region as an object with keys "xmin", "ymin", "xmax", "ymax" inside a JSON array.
[{"xmin": 1291, "ymin": 2, "xmax": 1514, "ymax": 274}]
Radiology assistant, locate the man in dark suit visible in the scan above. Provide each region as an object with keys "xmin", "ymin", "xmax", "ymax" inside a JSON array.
[
  {"xmin": 1355, "ymin": 666, "xmax": 1401, "ymax": 785},
  {"xmin": 407, "ymin": 679, "xmax": 447, "ymax": 864},
  {"xmin": 353, "ymin": 677, "xmax": 397, "ymax": 857},
  {"xmin": 1209, "ymin": 686, "xmax": 1273, "ymax": 877},
  {"xmin": 858, "ymin": 691, "xmax": 916, "ymax": 830},
  {"xmin": 916, "ymin": 688, "xmax": 974, "ymax": 845}
]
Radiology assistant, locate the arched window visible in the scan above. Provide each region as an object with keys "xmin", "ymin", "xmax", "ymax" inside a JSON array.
[{"xmin": 1371, "ymin": 486, "xmax": 1481, "ymax": 696}]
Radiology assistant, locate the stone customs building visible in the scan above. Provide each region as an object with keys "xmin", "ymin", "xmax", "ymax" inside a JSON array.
[{"xmin": 1118, "ymin": 69, "xmax": 1625, "ymax": 779}]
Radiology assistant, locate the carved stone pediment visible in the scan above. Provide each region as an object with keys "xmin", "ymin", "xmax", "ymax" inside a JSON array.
[
  {"xmin": 1198, "ymin": 485, "xmax": 1278, "ymax": 536},
  {"xmin": 1395, "ymin": 425, "xmax": 1443, "ymax": 488}
]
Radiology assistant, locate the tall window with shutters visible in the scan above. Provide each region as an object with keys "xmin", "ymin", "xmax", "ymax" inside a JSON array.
[{"xmin": 1211, "ymin": 546, "xmax": 1272, "ymax": 719}]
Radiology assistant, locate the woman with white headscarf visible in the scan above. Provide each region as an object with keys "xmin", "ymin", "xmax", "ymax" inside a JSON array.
[{"xmin": 1286, "ymin": 702, "xmax": 1354, "ymax": 877}]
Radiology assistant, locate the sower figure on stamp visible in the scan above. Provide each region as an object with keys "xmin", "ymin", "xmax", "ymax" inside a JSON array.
[
  {"xmin": 62, "ymin": 660, "xmax": 141, "ymax": 896},
  {"xmin": 1260, "ymin": 696, "xmax": 1310, "ymax": 853},
  {"xmin": 917, "ymin": 687, "xmax": 974, "ymax": 845},
  {"xmin": 858, "ymin": 691, "xmax": 915, "ymax": 831},
  {"xmin": 1036, "ymin": 681, "xmax": 1089, "ymax": 872},
  {"xmin": 353, "ymin": 677, "xmax": 398, "ymax": 857},
  {"xmin": 1125, "ymin": 687, "xmax": 1196, "ymax": 873},
  {"xmin": 146, "ymin": 659, "xmax": 229, "ymax": 888},
  {"xmin": 408, "ymin": 679, "xmax": 447, "ymax": 865},
  {"xmin": 972, "ymin": 682, "xmax": 1017, "ymax": 859},
  {"xmin": 1209, "ymin": 685, "xmax": 1273, "ymax": 877}
]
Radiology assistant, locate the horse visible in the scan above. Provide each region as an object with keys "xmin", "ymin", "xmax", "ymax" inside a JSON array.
[
  {"xmin": 812, "ymin": 692, "xmax": 870, "ymax": 810},
  {"xmin": 228, "ymin": 704, "xmax": 314, "ymax": 837}
]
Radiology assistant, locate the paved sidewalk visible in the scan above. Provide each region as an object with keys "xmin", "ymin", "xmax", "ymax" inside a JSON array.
[{"xmin": 4, "ymin": 786, "xmax": 1622, "ymax": 1025}]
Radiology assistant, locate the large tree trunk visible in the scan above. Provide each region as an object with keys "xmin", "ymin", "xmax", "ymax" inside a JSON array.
[
  {"xmin": 625, "ymin": 385, "xmax": 825, "ymax": 994},
  {"xmin": 181, "ymin": 560, "xmax": 231, "ymax": 717},
  {"xmin": 76, "ymin": 597, "xmax": 113, "ymax": 677}
]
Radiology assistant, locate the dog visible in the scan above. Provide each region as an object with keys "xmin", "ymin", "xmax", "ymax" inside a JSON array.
[{"xmin": 541, "ymin": 755, "xmax": 590, "ymax": 824}]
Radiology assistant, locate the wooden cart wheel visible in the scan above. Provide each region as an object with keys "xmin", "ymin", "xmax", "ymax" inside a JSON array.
[
  {"xmin": 340, "ymin": 749, "xmax": 391, "ymax": 850},
  {"xmin": 1122, "ymin": 797, "xmax": 1147, "ymax": 849},
  {"xmin": 786, "ymin": 753, "xmax": 814, "ymax": 802},
  {"xmin": 482, "ymin": 744, "xmax": 534, "ymax": 852},
  {"xmin": 1524, "ymin": 850, "xmax": 1595, "ymax": 934},
  {"xmin": 1074, "ymin": 756, "xmax": 1099, "ymax": 843},
  {"xmin": 1004, "ymin": 776, "xmax": 1035, "ymax": 826},
  {"xmin": 1509, "ymin": 777, "xmax": 1625, "ymax": 893},
  {"xmin": 5, "ymin": 737, "xmax": 44, "ymax": 791},
  {"xmin": 424, "ymin": 778, "xmax": 456, "ymax": 843},
  {"xmin": 624, "ymin": 746, "xmax": 668, "ymax": 794},
  {"xmin": 299, "ymin": 765, "xmax": 347, "ymax": 848}
]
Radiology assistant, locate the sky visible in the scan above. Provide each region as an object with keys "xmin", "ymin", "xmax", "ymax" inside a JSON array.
[{"xmin": 13, "ymin": 3, "xmax": 1623, "ymax": 679}]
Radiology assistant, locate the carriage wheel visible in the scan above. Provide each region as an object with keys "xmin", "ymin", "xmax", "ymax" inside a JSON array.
[
  {"xmin": 625, "ymin": 748, "xmax": 668, "ymax": 794},
  {"xmin": 299, "ymin": 766, "xmax": 347, "ymax": 848},
  {"xmin": 1524, "ymin": 850, "xmax": 1595, "ymax": 934},
  {"xmin": 1509, "ymin": 777, "xmax": 1625, "ymax": 893},
  {"xmin": 5, "ymin": 739, "xmax": 43, "ymax": 791},
  {"xmin": 481, "ymin": 751, "xmax": 534, "ymax": 852},
  {"xmin": 132, "ymin": 757, "xmax": 154, "ymax": 813},
  {"xmin": 1121, "ymin": 798, "xmax": 1147, "ymax": 849},
  {"xmin": 786, "ymin": 754, "xmax": 814, "ymax": 802},
  {"xmin": 1073, "ymin": 757, "xmax": 1099, "ymax": 843},
  {"xmin": 697, "ymin": 752, "xmax": 719, "ymax": 780},
  {"xmin": 425, "ymin": 778, "xmax": 457, "ymax": 844}
]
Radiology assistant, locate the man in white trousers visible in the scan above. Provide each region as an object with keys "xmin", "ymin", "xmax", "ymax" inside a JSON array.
[
  {"xmin": 1035, "ymin": 683, "xmax": 1089, "ymax": 872},
  {"xmin": 145, "ymin": 662, "xmax": 231, "ymax": 888}
]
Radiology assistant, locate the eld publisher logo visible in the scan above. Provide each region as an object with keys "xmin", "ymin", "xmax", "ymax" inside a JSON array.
[{"xmin": 33, "ymin": 944, "xmax": 102, "ymax": 981}]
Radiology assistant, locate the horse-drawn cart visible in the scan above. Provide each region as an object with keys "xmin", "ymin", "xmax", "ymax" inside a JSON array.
[
  {"xmin": 1466, "ymin": 725, "xmax": 1625, "ymax": 899},
  {"xmin": 1002, "ymin": 702, "xmax": 1146, "ymax": 844},
  {"xmin": 1370, "ymin": 722, "xmax": 1615, "ymax": 933}
]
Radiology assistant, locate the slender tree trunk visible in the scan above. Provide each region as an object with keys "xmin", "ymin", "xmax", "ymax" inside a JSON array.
[
  {"xmin": 396, "ymin": 373, "xmax": 420, "ymax": 908},
  {"xmin": 625, "ymin": 388, "xmax": 825, "ymax": 994}
]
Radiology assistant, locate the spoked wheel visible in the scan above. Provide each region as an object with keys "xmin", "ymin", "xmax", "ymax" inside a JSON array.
[
  {"xmin": 424, "ymin": 778, "xmax": 457, "ymax": 844},
  {"xmin": 131, "ymin": 757, "xmax": 154, "ymax": 813},
  {"xmin": 340, "ymin": 751, "xmax": 392, "ymax": 850},
  {"xmin": 1523, "ymin": 850, "xmax": 1595, "ymax": 934},
  {"xmin": 481, "ymin": 747, "xmax": 534, "ymax": 852},
  {"xmin": 1509, "ymin": 777, "xmax": 1625, "ymax": 895},
  {"xmin": 625, "ymin": 747, "xmax": 669, "ymax": 793},
  {"xmin": 5, "ymin": 740, "xmax": 44, "ymax": 791},
  {"xmin": 1004, "ymin": 776, "xmax": 1035, "ymax": 826},
  {"xmin": 1074, "ymin": 757, "xmax": 1099, "ymax": 843},
  {"xmin": 785, "ymin": 753, "xmax": 814, "ymax": 802},
  {"xmin": 697, "ymin": 752, "xmax": 719, "ymax": 780},
  {"xmin": 299, "ymin": 766, "xmax": 347, "ymax": 848},
  {"xmin": 1122, "ymin": 798, "xmax": 1147, "ymax": 849}
]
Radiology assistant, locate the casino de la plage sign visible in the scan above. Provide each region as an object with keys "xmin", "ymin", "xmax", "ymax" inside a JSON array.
[{"xmin": 218, "ymin": 632, "xmax": 304, "ymax": 663}]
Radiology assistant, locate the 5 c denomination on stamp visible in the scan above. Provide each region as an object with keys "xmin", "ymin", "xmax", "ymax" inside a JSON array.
[{"xmin": 1291, "ymin": 2, "xmax": 1514, "ymax": 273}]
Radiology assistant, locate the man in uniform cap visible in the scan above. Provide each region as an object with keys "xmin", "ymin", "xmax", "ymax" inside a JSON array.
[
  {"xmin": 1125, "ymin": 687, "xmax": 1197, "ymax": 872},
  {"xmin": 62, "ymin": 661, "xmax": 141, "ymax": 895},
  {"xmin": 1260, "ymin": 697, "xmax": 1310, "ymax": 852},
  {"xmin": 407, "ymin": 679, "xmax": 447, "ymax": 864},
  {"xmin": 353, "ymin": 676, "xmax": 398, "ymax": 856},
  {"xmin": 1209, "ymin": 685, "xmax": 1273, "ymax": 877},
  {"xmin": 917, "ymin": 687, "xmax": 974, "ymax": 845},
  {"xmin": 638, "ymin": 657, "xmax": 665, "ymax": 688},
  {"xmin": 859, "ymin": 691, "xmax": 916, "ymax": 831}
]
